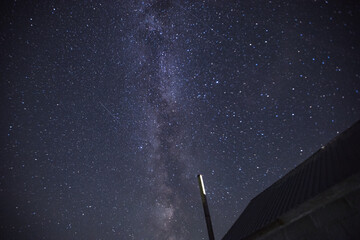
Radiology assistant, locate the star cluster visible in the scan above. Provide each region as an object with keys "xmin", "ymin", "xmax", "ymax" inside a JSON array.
[{"xmin": 1, "ymin": 0, "xmax": 360, "ymax": 239}]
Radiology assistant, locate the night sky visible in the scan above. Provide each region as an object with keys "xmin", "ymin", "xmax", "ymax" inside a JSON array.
[{"xmin": 1, "ymin": 0, "xmax": 360, "ymax": 239}]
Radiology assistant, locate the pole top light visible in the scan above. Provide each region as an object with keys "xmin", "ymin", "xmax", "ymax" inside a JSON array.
[{"xmin": 198, "ymin": 174, "xmax": 206, "ymax": 195}]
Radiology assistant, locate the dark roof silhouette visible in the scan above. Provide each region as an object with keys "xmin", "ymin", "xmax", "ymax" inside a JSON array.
[{"xmin": 222, "ymin": 120, "xmax": 360, "ymax": 240}]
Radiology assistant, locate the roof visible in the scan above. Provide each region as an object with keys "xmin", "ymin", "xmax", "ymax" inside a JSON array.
[{"xmin": 222, "ymin": 120, "xmax": 360, "ymax": 240}]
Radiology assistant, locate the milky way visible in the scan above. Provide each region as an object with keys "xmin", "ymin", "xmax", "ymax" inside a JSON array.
[
  {"xmin": 1, "ymin": 0, "xmax": 360, "ymax": 239},
  {"xmin": 124, "ymin": 2, "xmax": 200, "ymax": 238}
]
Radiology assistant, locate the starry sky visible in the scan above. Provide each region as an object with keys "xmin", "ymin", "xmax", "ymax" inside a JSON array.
[{"xmin": 1, "ymin": 0, "xmax": 360, "ymax": 239}]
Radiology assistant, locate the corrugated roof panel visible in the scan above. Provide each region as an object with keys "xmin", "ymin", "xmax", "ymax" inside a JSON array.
[{"xmin": 222, "ymin": 120, "xmax": 360, "ymax": 240}]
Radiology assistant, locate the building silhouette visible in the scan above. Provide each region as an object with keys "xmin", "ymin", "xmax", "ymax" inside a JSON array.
[{"xmin": 222, "ymin": 120, "xmax": 360, "ymax": 240}]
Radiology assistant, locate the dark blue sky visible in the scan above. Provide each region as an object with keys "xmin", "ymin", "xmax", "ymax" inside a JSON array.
[{"xmin": 1, "ymin": 0, "xmax": 359, "ymax": 239}]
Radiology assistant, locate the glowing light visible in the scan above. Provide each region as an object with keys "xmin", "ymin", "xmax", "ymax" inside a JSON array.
[{"xmin": 199, "ymin": 174, "xmax": 206, "ymax": 195}]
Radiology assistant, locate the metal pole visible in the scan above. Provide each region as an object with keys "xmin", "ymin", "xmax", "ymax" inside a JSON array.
[{"xmin": 197, "ymin": 174, "xmax": 215, "ymax": 240}]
